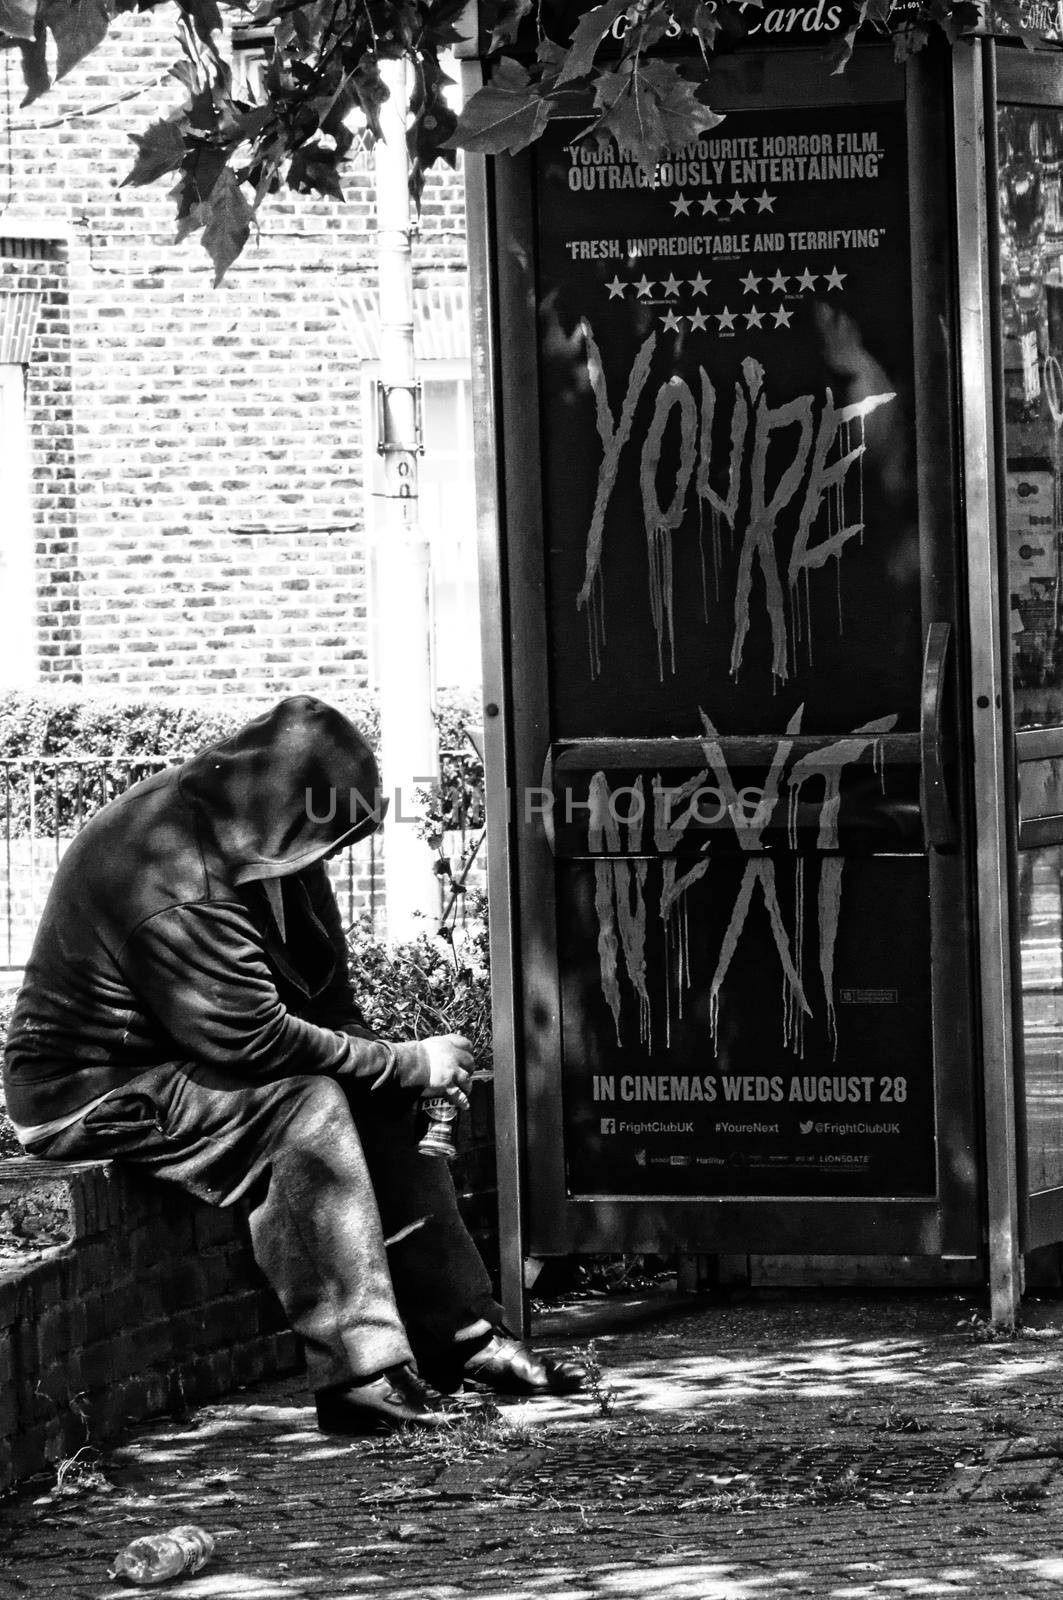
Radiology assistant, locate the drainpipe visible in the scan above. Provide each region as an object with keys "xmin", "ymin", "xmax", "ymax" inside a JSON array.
[{"xmin": 372, "ymin": 55, "xmax": 439, "ymax": 943}]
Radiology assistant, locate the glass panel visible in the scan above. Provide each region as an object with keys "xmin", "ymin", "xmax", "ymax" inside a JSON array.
[
  {"xmin": 999, "ymin": 107, "xmax": 1063, "ymax": 730},
  {"xmin": 999, "ymin": 105, "xmax": 1063, "ymax": 1198},
  {"xmin": 1019, "ymin": 754, "xmax": 1063, "ymax": 824},
  {"xmin": 1018, "ymin": 844, "xmax": 1063, "ymax": 1193}
]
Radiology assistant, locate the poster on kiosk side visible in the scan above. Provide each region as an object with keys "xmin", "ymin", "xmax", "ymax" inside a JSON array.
[{"xmin": 530, "ymin": 64, "xmax": 939, "ymax": 1201}]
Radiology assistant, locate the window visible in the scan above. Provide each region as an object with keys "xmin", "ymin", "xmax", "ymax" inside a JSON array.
[
  {"xmin": 420, "ymin": 371, "xmax": 480, "ymax": 689},
  {"xmin": 364, "ymin": 363, "xmax": 480, "ymax": 695}
]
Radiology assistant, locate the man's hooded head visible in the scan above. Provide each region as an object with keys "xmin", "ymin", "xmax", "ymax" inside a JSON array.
[{"xmin": 179, "ymin": 697, "xmax": 386, "ymax": 884}]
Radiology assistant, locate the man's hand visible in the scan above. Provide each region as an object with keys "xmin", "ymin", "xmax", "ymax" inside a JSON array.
[{"xmin": 421, "ymin": 1034, "xmax": 474, "ymax": 1110}]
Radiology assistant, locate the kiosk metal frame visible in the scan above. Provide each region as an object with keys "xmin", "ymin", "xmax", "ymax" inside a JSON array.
[{"xmin": 462, "ymin": 25, "xmax": 1063, "ymax": 1328}]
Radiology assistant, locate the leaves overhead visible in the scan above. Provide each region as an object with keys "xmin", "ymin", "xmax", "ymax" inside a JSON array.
[
  {"xmin": 0, "ymin": 0, "xmax": 35, "ymax": 39},
  {"xmin": 0, "ymin": 0, "xmax": 1046, "ymax": 279}
]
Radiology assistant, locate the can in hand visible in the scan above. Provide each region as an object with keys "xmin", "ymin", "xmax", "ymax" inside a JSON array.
[{"xmin": 418, "ymin": 1095, "xmax": 459, "ymax": 1159}]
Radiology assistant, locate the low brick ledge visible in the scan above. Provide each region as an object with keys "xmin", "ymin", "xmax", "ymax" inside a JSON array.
[{"xmin": 0, "ymin": 1158, "xmax": 300, "ymax": 1494}]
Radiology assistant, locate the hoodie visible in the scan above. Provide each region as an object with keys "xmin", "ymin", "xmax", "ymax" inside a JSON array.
[{"xmin": 2, "ymin": 697, "xmax": 429, "ymax": 1130}]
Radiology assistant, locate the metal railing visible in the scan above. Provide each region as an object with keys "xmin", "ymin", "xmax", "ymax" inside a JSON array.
[{"xmin": 0, "ymin": 748, "xmax": 485, "ymax": 971}]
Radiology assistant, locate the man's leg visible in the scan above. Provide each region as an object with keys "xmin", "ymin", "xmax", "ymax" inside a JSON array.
[
  {"xmin": 352, "ymin": 1099, "xmax": 584, "ymax": 1396},
  {"xmin": 35, "ymin": 1064, "xmax": 412, "ymax": 1391},
  {"xmin": 350, "ymin": 1099, "xmax": 502, "ymax": 1359}
]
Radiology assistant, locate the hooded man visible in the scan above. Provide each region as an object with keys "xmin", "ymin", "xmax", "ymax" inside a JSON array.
[{"xmin": 3, "ymin": 697, "xmax": 582, "ymax": 1434}]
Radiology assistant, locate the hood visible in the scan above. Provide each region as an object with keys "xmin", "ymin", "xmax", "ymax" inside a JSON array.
[{"xmin": 179, "ymin": 697, "xmax": 385, "ymax": 884}]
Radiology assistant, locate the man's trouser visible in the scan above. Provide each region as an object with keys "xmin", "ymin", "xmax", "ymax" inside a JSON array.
[{"xmin": 31, "ymin": 1063, "xmax": 500, "ymax": 1391}]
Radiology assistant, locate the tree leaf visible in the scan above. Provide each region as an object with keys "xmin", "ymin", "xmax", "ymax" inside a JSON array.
[
  {"xmin": 987, "ymin": 0, "xmax": 1039, "ymax": 43},
  {"xmin": 16, "ymin": 28, "xmax": 49, "ymax": 104},
  {"xmin": 199, "ymin": 166, "xmax": 253, "ymax": 284},
  {"xmin": 487, "ymin": 0, "xmax": 532, "ymax": 50},
  {"xmin": 667, "ymin": 0, "xmax": 721, "ymax": 50},
  {"xmin": 351, "ymin": 53, "xmax": 389, "ymax": 140},
  {"xmin": 589, "ymin": 58, "xmax": 720, "ymax": 175},
  {"xmin": 289, "ymin": 146, "xmax": 345, "ymax": 198},
  {"xmin": 829, "ymin": 0, "xmax": 868, "ymax": 71},
  {"xmin": 178, "ymin": 0, "xmax": 222, "ymax": 43},
  {"xmin": 448, "ymin": 56, "xmax": 550, "ymax": 154},
  {"xmin": 0, "ymin": 0, "xmax": 36, "ymax": 41},
  {"xmin": 123, "ymin": 114, "xmax": 188, "ymax": 187},
  {"xmin": 891, "ymin": 20, "xmax": 929, "ymax": 56},
  {"xmin": 640, "ymin": 58, "xmax": 721, "ymax": 146},
  {"xmin": 40, "ymin": 0, "xmax": 113, "ymax": 77},
  {"xmin": 557, "ymin": 0, "xmax": 631, "ymax": 84}
]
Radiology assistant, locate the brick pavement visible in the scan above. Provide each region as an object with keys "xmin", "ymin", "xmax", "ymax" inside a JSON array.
[{"xmin": 4, "ymin": 1293, "xmax": 1063, "ymax": 1599}]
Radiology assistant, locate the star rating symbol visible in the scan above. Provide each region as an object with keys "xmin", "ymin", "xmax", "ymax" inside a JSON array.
[
  {"xmin": 605, "ymin": 275, "xmax": 626, "ymax": 299},
  {"xmin": 672, "ymin": 194, "xmax": 692, "ymax": 217},
  {"xmin": 716, "ymin": 306, "xmax": 736, "ymax": 331},
  {"xmin": 688, "ymin": 271, "xmax": 711, "ymax": 296},
  {"xmin": 635, "ymin": 275, "xmax": 655, "ymax": 298},
  {"xmin": 728, "ymin": 193, "xmax": 747, "ymax": 214},
  {"xmin": 661, "ymin": 273, "xmax": 682, "ymax": 297},
  {"xmin": 796, "ymin": 268, "xmax": 817, "ymax": 292},
  {"xmin": 772, "ymin": 305, "xmax": 793, "ymax": 328},
  {"xmin": 824, "ymin": 265, "xmax": 847, "ymax": 291},
  {"xmin": 740, "ymin": 270, "xmax": 761, "ymax": 295},
  {"xmin": 661, "ymin": 309, "xmax": 683, "ymax": 333},
  {"xmin": 744, "ymin": 306, "xmax": 764, "ymax": 329},
  {"xmin": 754, "ymin": 189, "xmax": 776, "ymax": 213},
  {"xmin": 700, "ymin": 193, "xmax": 720, "ymax": 216},
  {"xmin": 768, "ymin": 270, "xmax": 789, "ymax": 294},
  {"xmin": 689, "ymin": 308, "xmax": 709, "ymax": 332}
]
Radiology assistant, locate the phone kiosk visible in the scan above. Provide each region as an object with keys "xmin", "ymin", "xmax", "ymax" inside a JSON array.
[{"xmin": 457, "ymin": 2, "xmax": 1063, "ymax": 1326}]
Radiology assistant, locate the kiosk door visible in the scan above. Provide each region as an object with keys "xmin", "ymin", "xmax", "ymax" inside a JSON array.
[
  {"xmin": 995, "ymin": 53, "xmax": 1063, "ymax": 1249},
  {"xmin": 478, "ymin": 46, "xmax": 981, "ymax": 1284}
]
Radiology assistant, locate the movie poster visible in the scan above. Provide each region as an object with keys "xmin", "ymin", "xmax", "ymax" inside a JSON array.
[{"xmin": 531, "ymin": 99, "xmax": 937, "ymax": 1197}]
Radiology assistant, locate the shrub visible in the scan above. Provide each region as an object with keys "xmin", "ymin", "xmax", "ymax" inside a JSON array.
[{"xmin": 346, "ymin": 914, "xmax": 492, "ymax": 1069}]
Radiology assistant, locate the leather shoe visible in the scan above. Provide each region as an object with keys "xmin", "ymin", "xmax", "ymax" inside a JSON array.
[
  {"xmin": 425, "ymin": 1331, "xmax": 586, "ymax": 1397},
  {"xmin": 315, "ymin": 1363, "xmax": 456, "ymax": 1435}
]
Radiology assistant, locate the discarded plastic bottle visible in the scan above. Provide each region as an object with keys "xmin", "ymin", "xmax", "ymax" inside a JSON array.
[{"xmin": 109, "ymin": 1525, "xmax": 215, "ymax": 1586}]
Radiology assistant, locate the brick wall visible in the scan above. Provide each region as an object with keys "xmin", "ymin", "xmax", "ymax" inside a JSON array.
[
  {"xmin": 0, "ymin": 1158, "xmax": 300, "ymax": 1492},
  {"xmin": 0, "ymin": 18, "xmax": 470, "ymax": 698}
]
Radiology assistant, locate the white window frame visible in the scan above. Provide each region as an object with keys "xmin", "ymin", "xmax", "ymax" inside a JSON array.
[{"xmin": 362, "ymin": 358, "xmax": 480, "ymax": 695}]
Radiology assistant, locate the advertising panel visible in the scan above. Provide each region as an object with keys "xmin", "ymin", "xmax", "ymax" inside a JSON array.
[{"xmin": 530, "ymin": 93, "xmax": 938, "ymax": 1198}]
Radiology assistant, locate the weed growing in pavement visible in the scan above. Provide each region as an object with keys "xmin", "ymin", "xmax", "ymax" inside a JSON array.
[
  {"xmin": 960, "ymin": 1313, "xmax": 1020, "ymax": 1343},
  {"xmin": 373, "ymin": 1403, "xmax": 545, "ymax": 1464},
  {"xmin": 880, "ymin": 1407, "xmax": 932, "ymax": 1434},
  {"xmin": 982, "ymin": 1412, "xmax": 1029, "ymax": 1437},
  {"xmin": 37, "ymin": 1446, "xmax": 114, "ymax": 1503},
  {"xmin": 577, "ymin": 1341, "xmax": 617, "ymax": 1418}
]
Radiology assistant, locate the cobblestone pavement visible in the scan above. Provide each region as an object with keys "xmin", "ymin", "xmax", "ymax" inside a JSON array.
[{"xmin": 6, "ymin": 1292, "xmax": 1063, "ymax": 1598}]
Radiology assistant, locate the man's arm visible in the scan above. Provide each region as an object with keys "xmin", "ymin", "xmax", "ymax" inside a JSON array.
[
  {"xmin": 300, "ymin": 862, "xmax": 474, "ymax": 1110},
  {"xmin": 118, "ymin": 900, "xmax": 429, "ymax": 1093}
]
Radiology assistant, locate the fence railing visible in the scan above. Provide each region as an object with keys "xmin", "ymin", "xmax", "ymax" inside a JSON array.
[{"xmin": 0, "ymin": 747, "xmax": 485, "ymax": 972}]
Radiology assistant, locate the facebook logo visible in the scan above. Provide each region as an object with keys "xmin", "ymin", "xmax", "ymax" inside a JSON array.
[{"xmin": 600, "ymin": 1118, "xmax": 616, "ymax": 1135}]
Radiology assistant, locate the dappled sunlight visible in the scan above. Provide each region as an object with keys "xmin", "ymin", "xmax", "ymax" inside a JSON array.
[
  {"xmin": 87, "ymin": 1550, "xmax": 1063, "ymax": 1600},
  {"xmin": 578, "ymin": 1324, "xmax": 1062, "ymax": 1414},
  {"xmin": 13, "ymin": 1299, "xmax": 1063, "ymax": 1598}
]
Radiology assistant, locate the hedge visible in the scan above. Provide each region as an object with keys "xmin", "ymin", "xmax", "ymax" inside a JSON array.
[{"xmin": 0, "ymin": 687, "xmax": 483, "ymax": 838}]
